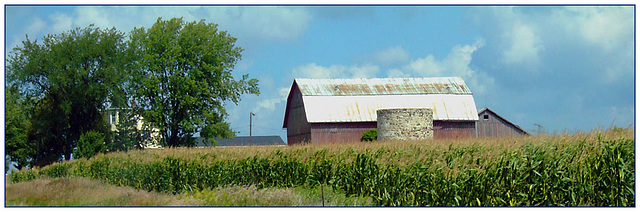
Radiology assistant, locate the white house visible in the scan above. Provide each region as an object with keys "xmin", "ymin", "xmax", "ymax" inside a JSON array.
[{"xmin": 105, "ymin": 108, "xmax": 162, "ymax": 149}]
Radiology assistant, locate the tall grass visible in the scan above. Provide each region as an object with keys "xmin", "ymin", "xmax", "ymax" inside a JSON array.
[
  {"xmin": 5, "ymin": 177, "xmax": 199, "ymax": 206},
  {"xmin": 183, "ymin": 184, "xmax": 371, "ymax": 206},
  {"xmin": 8, "ymin": 127, "xmax": 635, "ymax": 206},
  {"xmin": 5, "ymin": 177, "xmax": 369, "ymax": 206}
]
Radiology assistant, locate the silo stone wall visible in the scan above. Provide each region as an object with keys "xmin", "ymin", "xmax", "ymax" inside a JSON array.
[{"xmin": 377, "ymin": 108, "xmax": 434, "ymax": 141}]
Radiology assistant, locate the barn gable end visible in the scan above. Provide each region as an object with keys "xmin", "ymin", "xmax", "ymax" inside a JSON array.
[{"xmin": 282, "ymin": 81, "xmax": 311, "ymax": 145}]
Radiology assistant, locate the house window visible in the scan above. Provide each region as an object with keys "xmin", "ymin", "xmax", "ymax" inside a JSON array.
[
  {"xmin": 111, "ymin": 111, "xmax": 117, "ymax": 124},
  {"xmin": 483, "ymin": 114, "xmax": 489, "ymax": 120}
]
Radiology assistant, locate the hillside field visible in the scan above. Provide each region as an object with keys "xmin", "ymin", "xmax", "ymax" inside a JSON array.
[{"xmin": 6, "ymin": 127, "xmax": 635, "ymax": 206}]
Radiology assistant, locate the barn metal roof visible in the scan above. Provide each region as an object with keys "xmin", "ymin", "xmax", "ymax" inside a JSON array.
[
  {"xmin": 294, "ymin": 77, "xmax": 472, "ymax": 96},
  {"xmin": 303, "ymin": 94, "xmax": 479, "ymax": 122}
]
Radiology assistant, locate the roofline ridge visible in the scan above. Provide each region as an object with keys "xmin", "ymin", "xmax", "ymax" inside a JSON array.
[{"xmin": 294, "ymin": 76, "xmax": 464, "ymax": 81}]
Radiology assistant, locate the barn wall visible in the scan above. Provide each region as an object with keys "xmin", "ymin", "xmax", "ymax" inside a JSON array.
[
  {"xmin": 307, "ymin": 120, "xmax": 474, "ymax": 143},
  {"xmin": 286, "ymin": 85, "xmax": 311, "ymax": 145},
  {"xmin": 476, "ymin": 111, "xmax": 526, "ymax": 137},
  {"xmin": 433, "ymin": 121, "xmax": 476, "ymax": 139},
  {"xmin": 310, "ymin": 122, "xmax": 377, "ymax": 144}
]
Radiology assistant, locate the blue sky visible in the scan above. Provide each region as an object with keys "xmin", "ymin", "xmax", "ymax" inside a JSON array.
[{"xmin": 4, "ymin": 5, "xmax": 635, "ymax": 143}]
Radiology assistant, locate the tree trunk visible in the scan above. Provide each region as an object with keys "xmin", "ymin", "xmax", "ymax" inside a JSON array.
[
  {"xmin": 168, "ymin": 128, "xmax": 180, "ymax": 147},
  {"xmin": 63, "ymin": 145, "xmax": 72, "ymax": 161},
  {"xmin": 64, "ymin": 150, "xmax": 72, "ymax": 161}
]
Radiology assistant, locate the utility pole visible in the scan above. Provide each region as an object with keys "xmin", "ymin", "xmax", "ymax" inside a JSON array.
[{"xmin": 249, "ymin": 112, "xmax": 255, "ymax": 145}]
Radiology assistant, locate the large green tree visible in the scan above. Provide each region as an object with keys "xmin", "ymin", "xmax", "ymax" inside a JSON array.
[
  {"xmin": 5, "ymin": 85, "xmax": 34, "ymax": 171},
  {"xmin": 6, "ymin": 25, "xmax": 127, "ymax": 166},
  {"xmin": 128, "ymin": 17, "xmax": 259, "ymax": 147}
]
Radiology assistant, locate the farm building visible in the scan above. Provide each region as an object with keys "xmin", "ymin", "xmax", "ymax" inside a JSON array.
[
  {"xmin": 105, "ymin": 107, "xmax": 162, "ymax": 149},
  {"xmin": 282, "ymin": 77, "xmax": 479, "ymax": 145},
  {"xmin": 476, "ymin": 108, "xmax": 529, "ymax": 137}
]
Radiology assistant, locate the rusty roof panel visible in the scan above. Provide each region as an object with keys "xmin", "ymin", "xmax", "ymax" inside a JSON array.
[
  {"xmin": 295, "ymin": 77, "xmax": 472, "ymax": 96},
  {"xmin": 302, "ymin": 94, "xmax": 479, "ymax": 122}
]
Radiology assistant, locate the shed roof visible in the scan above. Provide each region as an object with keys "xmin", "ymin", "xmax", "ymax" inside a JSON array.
[
  {"xmin": 294, "ymin": 77, "xmax": 472, "ymax": 96},
  {"xmin": 283, "ymin": 77, "xmax": 478, "ymax": 127}
]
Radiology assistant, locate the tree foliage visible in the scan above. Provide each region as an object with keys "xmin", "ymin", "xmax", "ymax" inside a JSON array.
[
  {"xmin": 127, "ymin": 17, "xmax": 259, "ymax": 147},
  {"xmin": 361, "ymin": 129, "xmax": 378, "ymax": 142},
  {"xmin": 6, "ymin": 25, "xmax": 127, "ymax": 166},
  {"xmin": 5, "ymin": 85, "xmax": 34, "ymax": 171},
  {"xmin": 73, "ymin": 131, "xmax": 107, "ymax": 159}
]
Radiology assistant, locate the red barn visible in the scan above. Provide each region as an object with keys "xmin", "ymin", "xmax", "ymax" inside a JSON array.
[{"xmin": 282, "ymin": 77, "xmax": 479, "ymax": 145}]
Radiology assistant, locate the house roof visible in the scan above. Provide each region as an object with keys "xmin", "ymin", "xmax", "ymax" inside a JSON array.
[
  {"xmin": 295, "ymin": 77, "xmax": 472, "ymax": 96},
  {"xmin": 283, "ymin": 77, "xmax": 478, "ymax": 127},
  {"xmin": 478, "ymin": 108, "xmax": 529, "ymax": 135},
  {"xmin": 195, "ymin": 136, "xmax": 285, "ymax": 147}
]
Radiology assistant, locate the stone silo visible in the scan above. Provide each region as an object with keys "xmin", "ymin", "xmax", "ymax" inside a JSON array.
[{"xmin": 377, "ymin": 108, "xmax": 434, "ymax": 141}]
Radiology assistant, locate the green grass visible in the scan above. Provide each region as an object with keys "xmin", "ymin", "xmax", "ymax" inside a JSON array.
[{"xmin": 7, "ymin": 127, "xmax": 635, "ymax": 206}]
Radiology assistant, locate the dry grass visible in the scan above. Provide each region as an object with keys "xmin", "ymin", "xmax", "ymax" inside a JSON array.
[
  {"xmin": 5, "ymin": 177, "xmax": 200, "ymax": 206},
  {"xmin": 5, "ymin": 177, "xmax": 371, "ymax": 206},
  {"xmin": 184, "ymin": 184, "xmax": 372, "ymax": 206}
]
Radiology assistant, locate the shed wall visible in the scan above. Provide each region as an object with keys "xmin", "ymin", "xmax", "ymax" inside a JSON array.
[
  {"xmin": 285, "ymin": 85, "xmax": 311, "ymax": 145},
  {"xmin": 433, "ymin": 121, "xmax": 476, "ymax": 139},
  {"xmin": 310, "ymin": 122, "xmax": 376, "ymax": 144},
  {"xmin": 476, "ymin": 111, "xmax": 527, "ymax": 137}
]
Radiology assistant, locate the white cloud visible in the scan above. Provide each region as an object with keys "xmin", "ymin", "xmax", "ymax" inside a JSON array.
[
  {"xmin": 386, "ymin": 39, "xmax": 494, "ymax": 95},
  {"xmin": 372, "ymin": 46, "xmax": 410, "ymax": 65},
  {"xmin": 501, "ymin": 24, "xmax": 542, "ymax": 66},
  {"xmin": 203, "ymin": 7, "xmax": 312, "ymax": 43},
  {"xmin": 12, "ymin": 6, "xmax": 312, "ymax": 50},
  {"xmin": 74, "ymin": 7, "xmax": 111, "ymax": 29},
  {"xmin": 291, "ymin": 63, "xmax": 380, "ymax": 79},
  {"xmin": 348, "ymin": 64, "xmax": 380, "ymax": 78},
  {"xmin": 50, "ymin": 12, "xmax": 73, "ymax": 33},
  {"xmin": 253, "ymin": 87, "xmax": 291, "ymax": 112},
  {"xmin": 393, "ymin": 39, "xmax": 484, "ymax": 78},
  {"xmin": 476, "ymin": 7, "xmax": 544, "ymax": 70},
  {"xmin": 255, "ymin": 98, "xmax": 281, "ymax": 111},
  {"xmin": 602, "ymin": 49, "xmax": 633, "ymax": 84},
  {"xmin": 386, "ymin": 68, "xmax": 410, "ymax": 78},
  {"xmin": 486, "ymin": 6, "xmax": 631, "ymax": 77},
  {"xmin": 8, "ymin": 17, "xmax": 46, "ymax": 50},
  {"xmin": 25, "ymin": 17, "xmax": 46, "ymax": 37},
  {"xmin": 278, "ymin": 86, "xmax": 290, "ymax": 97},
  {"xmin": 568, "ymin": 7, "xmax": 634, "ymax": 53},
  {"xmin": 552, "ymin": 7, "xmax": 633, "ymax": 84}
]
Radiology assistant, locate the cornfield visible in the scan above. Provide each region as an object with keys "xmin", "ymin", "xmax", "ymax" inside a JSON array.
[{"xmin": 9, "ymin": 127, "xmax": 635, "ymax": 206}]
